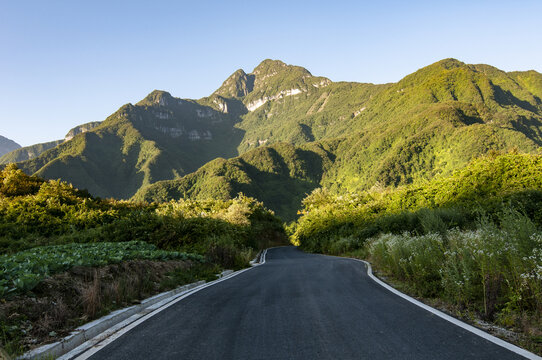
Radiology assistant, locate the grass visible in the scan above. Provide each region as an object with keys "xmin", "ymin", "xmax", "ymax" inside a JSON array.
[
  {"xmin": 365, "ymin": 217, "xmax": 542, "ymax": 354},
  {"xmin": 159, "ymin": 262, "xmax": 222, "ymax": 288}
]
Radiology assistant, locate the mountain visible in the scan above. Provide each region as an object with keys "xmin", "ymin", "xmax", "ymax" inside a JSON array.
[
  {"xmin": 133, "ymin": 142, "xmax": 334, "ymax": 220},
  {"xmin": 0, "ymin": 122, "xmax": 102, "ymax": 165},
  {"xmin": 318, "ymin": 59, "xmax": 542, "ymax": 192},
  {"xmin": 0, "ymin": 135, "xmax": 21, "ymax": 157},
  {"xmin": 14, "ymin": 59, "xmax": 358, "ymax": 199},
  {"xmin": 136, "ymin": 59, "xmax": 542, "ymax": 219},
  {"xmin": 12, "ymin": 59, "xmax": 542, "ymax": 218},
  {"xmin": 0, "ymin": 140, "xmax": 63, "ymax": 164},
  {"xmin": 212, "ymin": 59, "xmax": 385, "ymax": 153},
  {"xmin": 64, "ymin": 121, "xmax": 102, "ymax": 141},
  {"xmin": 15, "ymin": 91, "xmax": 242, "ymax": 198}
]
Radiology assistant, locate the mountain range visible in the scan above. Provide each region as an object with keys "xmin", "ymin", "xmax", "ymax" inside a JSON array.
[
  {"xmin": 4, "ymin": 58, "xmax": 542, "ymax": 219},
  {"xmin": 0, "ymin": 122, "xmax": 101, "ymax": 165},
  {"xmin": 0, "ymin": 135, "xmax": 21, "ymax": 158}
]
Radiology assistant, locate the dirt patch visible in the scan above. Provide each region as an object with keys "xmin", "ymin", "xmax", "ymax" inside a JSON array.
[{"xmin": 0, "ymin": 259, "xmax": 192, "ymax": 355}]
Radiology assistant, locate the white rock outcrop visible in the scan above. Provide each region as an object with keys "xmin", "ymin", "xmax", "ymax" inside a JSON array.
[
  {"xmin": 188, "ymin": 130, "xmax": 200, "ymax": 141},
  {"xmin": 155, "ymin": 111, "xmax": 170, "ymax": 119},
  {"xmin": 213, "ymin": 98, "xmax": 228, "ymax": 113},
  {"xmin": 312, "ymin": 79, "xmax": 331, "ymax": 88},
  {"xmin": 246, "ymin": 88, "xmax": 303, "ymax": 112}
]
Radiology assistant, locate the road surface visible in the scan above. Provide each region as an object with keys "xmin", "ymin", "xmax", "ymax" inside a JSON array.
[{"xmin": 84, "ymin": 246, "xmax": 529, "ymax": 360}]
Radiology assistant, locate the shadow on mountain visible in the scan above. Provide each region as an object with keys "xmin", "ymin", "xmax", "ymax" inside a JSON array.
[
  {"xmin": 237, "ymin": 161, "xmax": 321, "ymax": 222},
  {"xmin": 493, "ymin": 85, "xmax": 539, "ymax": 113},
  {"xmin": 511, "ymin": 116, "xmax": 542, "ymax": 146}
]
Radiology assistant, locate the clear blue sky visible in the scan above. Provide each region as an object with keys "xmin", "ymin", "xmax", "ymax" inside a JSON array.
[{"xmin": 1, "ymin": 0, "xmax": 541, "ymax": 146}]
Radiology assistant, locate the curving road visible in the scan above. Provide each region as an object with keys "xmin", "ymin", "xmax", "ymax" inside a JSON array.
[{"xmin": 82, "ymin": 246, "xmax": 531, "ymax": 360}]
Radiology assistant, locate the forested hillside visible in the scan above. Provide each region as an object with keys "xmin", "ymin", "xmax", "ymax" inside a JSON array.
[{"xmin": 9, "ymin": 59, "xmax": 542, "ymax": 219}]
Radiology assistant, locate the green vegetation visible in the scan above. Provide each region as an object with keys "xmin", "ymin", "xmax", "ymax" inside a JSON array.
[
  {"xmin": 0, "ymin": 123, "xmax": 103, "ymax": 165},
  {"xmin": 0, "ymin": 163, "xmax": 286, "ymax": 356},
  {"xmin": 134, "ymin": 142, "xmax": 335, "ymax": 221},
  {"xmin": 293, "ymin": 153, "xmax": 542, "ymax": 352},
  {"xmin": 0, "ymin": 140, "xmax": 63, "ymax": 164},
  {"xmin": 0, "ymin": 163, "xmax": 285, "ymax": 257},
  {"xmin": 8, "ymin": 59, "xmax": 541, "ymax": 216},
  {"xmin": 0, "ymin": 241, "xmax": 203, "ymax": 297},
  {"xmin": 293, "ymin": 153, "xmax": 542, "ymax": 251},
  {"xmin": 0, "ymin": 163, "xmax": 285, "ymax": 275},
  {"xmin": 368, "ymin": 215, "xmax": 541, "ymax": 316}
]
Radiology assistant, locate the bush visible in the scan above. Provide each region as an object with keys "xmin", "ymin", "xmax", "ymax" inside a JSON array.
[
  {"xmin": 294, "ymin": 153, "xmax": 542, "ymax": 253},
  {"xmin": 367, "ymin": 210, "xmax": 542, "ymax": 319},
  {"xmin": 0, "ymin": 167, "xmax": 287, "ymax": 269},
  {"xmin": 369, "ymin": 233, "xmax": 445, "ymax": 296}
]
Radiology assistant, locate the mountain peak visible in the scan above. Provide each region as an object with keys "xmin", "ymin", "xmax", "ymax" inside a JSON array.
[
  {"xmin": 0, "ymin": 135, "xmax": 21, "ymax": 157},
  {"xmin": 137, "ymin": 90, "xmax": 174, "ymax": 107},
  {"xmin": 433, "ymin": 58, "xmax": 465, "ymax": 70},
  {"xmin": 248, "ymin": 59, "xmax": 321, "ymax": 98},
  {"xmin": 251, "ymin": 59, "xmax": 312, "ymax": 79},
  {"xmin": 396, "ymin": 58, "xmax": 470, "ymax": 89},
  {"xmin": 213, "ymin": 60, "xmax": 318, "ymax": 100},
  {"xmin": 213, "ymin": 69, "xmax": 254, "ymax": 98}
]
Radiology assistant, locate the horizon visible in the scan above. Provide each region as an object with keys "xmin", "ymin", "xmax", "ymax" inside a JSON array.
[{"xmin": 1, "ymin": 0, "xmax": 541, "ymax": 146}]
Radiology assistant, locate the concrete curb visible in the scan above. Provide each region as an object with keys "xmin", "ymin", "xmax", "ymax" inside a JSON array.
[
  {"xmin": 64, "ymin": 254, "xmax": 268, "ymax": 360},
  {"xmin": 19, "ymin": 268, "xmax": 240, "ymax": 360}
]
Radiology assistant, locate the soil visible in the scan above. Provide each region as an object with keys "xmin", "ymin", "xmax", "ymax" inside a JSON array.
[{"xmin": 0, "ymin": 259, "xmax": 191, "ymax": 354}]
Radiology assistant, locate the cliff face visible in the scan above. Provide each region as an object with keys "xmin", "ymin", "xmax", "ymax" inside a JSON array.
[{"xmin": 64, "ymin": 122, "xmax": 102, "ymax": 141}]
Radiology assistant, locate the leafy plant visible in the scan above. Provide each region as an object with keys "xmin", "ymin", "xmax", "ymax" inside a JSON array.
[{"xmin": 0, "ymin": 241, "xmax": 203, "ymax": 298}]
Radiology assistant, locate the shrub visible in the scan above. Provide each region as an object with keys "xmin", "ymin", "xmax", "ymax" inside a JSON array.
[{"xmin": 367, "ymin": 210, "xmax": 542, "ymax": 319}]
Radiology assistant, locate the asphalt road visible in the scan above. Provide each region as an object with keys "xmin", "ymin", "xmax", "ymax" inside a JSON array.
[{"xmin": 85, "ymin": 246, "xmax": 529, "ymax": 360}]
